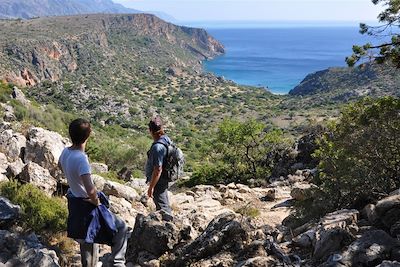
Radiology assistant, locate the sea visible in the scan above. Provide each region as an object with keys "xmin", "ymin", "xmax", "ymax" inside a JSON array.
[{"xmin": 186, "ymin": 22, "xmax": 378, "ymax": 94}]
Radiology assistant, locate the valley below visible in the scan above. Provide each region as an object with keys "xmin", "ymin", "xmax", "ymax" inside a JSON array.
[{"xmin": 0, "ymin": 13, "xmax": 400, "ymax": 267}]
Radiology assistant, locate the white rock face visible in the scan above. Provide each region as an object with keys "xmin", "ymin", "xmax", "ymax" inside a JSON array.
[
  {"xmin": 92, "ymin": 174, "xmax": 106, "ymax": 191},
  {"xmin": 0, "ymin": 152, "xmax": 9, "ymax": 182},
  {"xmin": 109, "ymin": 195, "xmax": 138, "ymax": 226},
  {"xmin": 19, "ymin": 162, "xmax": 57, "ymax": 196},
  {"xmin": 0, "ymin": 128, "xmax": 26, "ymax": 162},
  {"xmin": 90, "ymin": 162, "xmax": 109, "ymax": 174},
  {"xmin": 6, "ymin": 158, "xmax": 24, "ymax": 178},
  {"xmin": 11, "ymin": 86, "xmax": 31, "ymax": 106},
  {"xmin": 103, "ymin": 180, "xmax": 139, "ymax": 202},
  {"xmin": 24, "ymin": 127, "xmax": 70, "ymax": 180}
]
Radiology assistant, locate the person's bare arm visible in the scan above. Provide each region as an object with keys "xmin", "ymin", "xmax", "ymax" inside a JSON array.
[
  {"xmin": 81, "ymin": 174, "xmax": 100, "ymax": 206},
  {"xmin": 148, "ymin": 166, "xmax": 163, "ymax": 198}
]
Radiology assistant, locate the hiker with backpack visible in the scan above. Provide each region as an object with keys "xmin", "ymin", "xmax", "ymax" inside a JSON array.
[{"xmin": 145, "ymin": 116, "xmax": 184, "ymax": 218}]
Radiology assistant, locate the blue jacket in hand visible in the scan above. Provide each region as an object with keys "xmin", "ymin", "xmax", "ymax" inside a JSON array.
[{"xmin": 67, "ymin": 192, "xmax": 117, "ymax": 246}]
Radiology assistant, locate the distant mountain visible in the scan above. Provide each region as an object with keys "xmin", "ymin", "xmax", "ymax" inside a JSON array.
[
  {"xmin": 146, "ymin": 11, "xmax": 177, "ymax": 23},
  {"xmin": 0, "ymin": 0, "xmax": 140, "ymax": 19}
]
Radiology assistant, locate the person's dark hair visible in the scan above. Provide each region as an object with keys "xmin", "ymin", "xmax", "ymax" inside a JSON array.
[
  {"xmin": 149, "ymin": 116, "xmax": 165, "ymax": 135},
  {"xmin": 69, "ymin": 118, "xmax": 92, "ymax": 145}
]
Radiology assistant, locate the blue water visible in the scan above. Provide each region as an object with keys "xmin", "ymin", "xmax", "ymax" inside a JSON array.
[{"xmin": 203, "ymin": 27, "xmax": 375, "ymax": 94}]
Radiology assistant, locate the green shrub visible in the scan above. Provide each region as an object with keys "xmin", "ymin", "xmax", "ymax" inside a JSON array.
[
  {"xmin": 315, "ymin": 97, "xmax": 400, "ymax": 210},
  {"xmin": 235, "ymin": 204, "xmax": 261, "ymax": 219},
  {"xmin": 187, "ymin": 119, "xmax": 290, "ymax": 186},
  {"xmin": 0, "ymin": 181, "xmax": 67, "ymax": 233},
  {"xmin": 0, "ymin": 81, "xmax": 12, "ymax": 102}
]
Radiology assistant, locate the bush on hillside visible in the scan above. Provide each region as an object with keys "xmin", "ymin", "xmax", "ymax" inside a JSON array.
[
  {"xmin": 185, "ymin": 119, "xmax": 290, "ymax": 186},
  {"xmin": 314, "ymin": 97, "xmax": 400, "ymax": 210},
  {"xmin": 0, "ymin": 181, "xmax": 67, "ymax": 233}
]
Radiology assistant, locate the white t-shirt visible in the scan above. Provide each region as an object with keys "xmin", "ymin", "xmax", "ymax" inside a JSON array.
[{"xmin": 59, "ymin": 147, "xmax": 92, "ymax": 198}]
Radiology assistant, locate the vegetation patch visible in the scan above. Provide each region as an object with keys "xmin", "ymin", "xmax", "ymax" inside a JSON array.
[{"xmin": 0, "ymin": 180, "xmax": 67, "ymax": 233}]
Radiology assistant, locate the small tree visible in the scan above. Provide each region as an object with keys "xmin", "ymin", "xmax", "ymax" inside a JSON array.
[
  {"xmin": 188, "ymin": 119, "xmax": 289, "ymax": 186},
  {"xmin": 315, "ymin": 97, "xmax": 400, "ymax": 209},
  {"xmin": 347, "ymin": 0, "xmax": 400, "ymax": 67}
]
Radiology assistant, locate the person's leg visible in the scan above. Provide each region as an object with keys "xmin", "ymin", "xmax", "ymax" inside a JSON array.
[
  {"xmin": 79, "ymin": 241, "xmax": 99, "ymax": 267},
  {"xmin": 110, "ymin": 215, "xmax": 128, "ymax": 267},
  {"xmin": 153, "ymin": 180, "xmax": 172, "ymax": 215}
]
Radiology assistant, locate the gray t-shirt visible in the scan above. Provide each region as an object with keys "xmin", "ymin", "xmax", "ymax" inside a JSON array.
[
  {"xmin": 145, "ymin": 136, "xmax": 171, "ymax": 183},
  {"xmin": 59, "ymin": 148, "xmax": 92, "ymax": 198}
]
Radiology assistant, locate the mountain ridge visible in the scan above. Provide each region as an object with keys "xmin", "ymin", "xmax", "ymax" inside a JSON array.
[{"xmin": 0, "ymin": 0, "xmax": 140, "ymax": 19}]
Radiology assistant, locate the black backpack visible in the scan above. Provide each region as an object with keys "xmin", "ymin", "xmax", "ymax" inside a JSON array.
[{"xmin": 153, "ymin": 141, "xmax": 185, "ymax": 182}]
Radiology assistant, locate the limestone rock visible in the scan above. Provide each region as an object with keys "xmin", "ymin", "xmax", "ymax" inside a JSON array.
[
  {"xmin": 11, "ymin": 86, "xmax": 31, "ymax": 106},
  {"xmin": 337, "ymin": 230, "xmax": 400, "ymax": 266},
  {"xmin": 237, "ymin": 256, "xmax": 279, "ymax": 267},
  {"xmin": 6, "ymin": 158, "xmax": 25, "ymax": 178},
  {"xmin": 90, "ymin": 162, "xmax": 108, "ymax": 174},
  {"xmin": 362, "ymin": 204, "xmax": 379, "ymax": 224},
  {"xmin": 103, "ymin": 180, "xmax": 139, "ymax": 202},
  {"xmin": 24, "ymin": 127, "xmax": 70, "ymax": 180},
  {"xmin": 0, "ymin": 128, "xmax": 26, "ymax": 161},
  {"xmin": 0, "ymin": 230, "xmax": 60, "ymax": 267},
  {"xmin": 19, "ymin": 162, "xmax": 57, "ymax": 196},
  {"xmin": 375, "ymin": 195, "xmax": 400, "ymax": 216},
  {"xmin": 126, "ymin": 178, "xmax": 147, "ymax": 194},
  {"xmin": 127, "ymin": 211, "xmax": 193, "ymax": 262},
  {"xmin": 0, "ymin": 197, "xmax": 21, "ymax": 227},
  {"xmin": 378, "ymin": 261, "xmax": 400, "ymax": 267},
  {"xmin": 171, "ymin": 212, "xmax": 250, "ymax": 266},
  {"xmin": 0, "ymin": 104, "xmax": 16, "ymax": 122},
  {"xmin": 109, "ymin": 195, "xmax": 137, "ymax": 226},
  {"xmin": 313, "ymin": 209, "xmax": 359, "ymax": 261},
  {"xmin": 92, "ymin": 174, "xmax": 106, "ymax": 191},
  {"xmin": 0, "ymin": 152, "xmax": 9, "ymax": 182}
]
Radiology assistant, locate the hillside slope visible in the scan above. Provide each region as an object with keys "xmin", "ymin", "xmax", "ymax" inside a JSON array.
[
  {"xmin": 0, "ymin": 14, "xmax": 280, "ymax": 144},
  {"xmin": 0, "ymin": 0, "xmax": 139, "ymax": 19},
  {"xmin": 288, "ymin": 63, "xmax": 400, "ymax": 104}
]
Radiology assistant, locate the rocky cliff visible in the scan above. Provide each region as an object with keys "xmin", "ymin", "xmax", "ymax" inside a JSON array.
[
  {"xmin": 0, "ymin": 14, "xmax": 224, "ymax": 87},
  {"xmin": 0, "ymin": 0, "xmax": 139, "ymax": 19}
]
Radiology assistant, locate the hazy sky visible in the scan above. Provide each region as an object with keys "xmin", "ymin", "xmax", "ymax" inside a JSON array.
[{"xmin": 114, "ymin": 0, "xmax": 382, "ymax": 22}]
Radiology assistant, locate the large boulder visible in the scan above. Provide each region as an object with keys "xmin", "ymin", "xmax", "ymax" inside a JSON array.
[
  {"xmin": 369, "ymin": 194, "xmax": 400, "ymax": 236},
  {"xmin": 375, "ymin": 195, "xmax": 400, "ymax": 216},
  {"xmin": 19, "ymin": 162, "xmax": 57, "ymax": 196},
  {"xmin": 0, "ymin": 230, "xmax": 60, "ymax": 266},
  {"xmin": 127, "ymin": 211, "xmax": 193, "ymax": 262},
  {"xmin": 170, "ymin": 212, "xmax": 250, "ymax": 266},
  {"xmin": 0, "ymin": 128, "xmax": 26, "ymax": 162},
  {"xmin": 103, "ymin": 180, "xmax": 139, "ymax": 202},
  {"xmin": 24, "ymin": 127, "xmax": 70, "ymax": 180},
  {"xmin": 313, "ymin": 209, "xmax": 359, "ymax": 261},
  {"xmin": 323, "ymin": 230, "xmax": 400, "ymax": 266},
  {"xmin": 108, "ymin": 195, "xmax": 138, "ymax": 226},
  {"xmin": 0, "ymin": 197, "xmax": 21, "ymax": 227}
]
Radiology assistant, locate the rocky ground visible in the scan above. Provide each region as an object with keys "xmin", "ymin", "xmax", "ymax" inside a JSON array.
[{"xmin": 1, "ymin": 88, "xmax": 400, "ymax": 267}]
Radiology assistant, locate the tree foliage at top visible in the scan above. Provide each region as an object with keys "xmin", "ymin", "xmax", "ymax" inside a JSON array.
[{"xmin": 347, "ymin": 0, "xmax": 400, "ymax": 67}]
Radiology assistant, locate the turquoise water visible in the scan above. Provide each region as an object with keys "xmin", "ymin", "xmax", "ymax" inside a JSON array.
[{"xmin": 203, "ymin": 27, "xmax": 374, "ymax": 94}]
